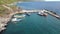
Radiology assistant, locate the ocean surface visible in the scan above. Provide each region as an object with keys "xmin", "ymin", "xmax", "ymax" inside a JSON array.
[{"xmin": 2, "ymin": 2, "xmax": 60, "ymax": 34}]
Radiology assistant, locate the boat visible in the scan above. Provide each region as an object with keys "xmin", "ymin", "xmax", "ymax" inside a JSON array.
[
  {"xmin": 38, "ymin": 11, "xmax": 48, "ymax": 16},
  {"xmin": 11, "ymin": 18, "xmax": 22, "ymax": 22},
  {"xmin": 37, "ymin": 12, "xmax": 43, "ymax": 16},
  {"xmin": 43, "ymin": 13, "xmax": 48, "ymax": 16},
  {"xmin": 25, "ymin": 12, "xmax": 30, "ymax": 16},
  {"xmin": 26, "ymin": 13, "xmax": 30, "ymax": 16}
]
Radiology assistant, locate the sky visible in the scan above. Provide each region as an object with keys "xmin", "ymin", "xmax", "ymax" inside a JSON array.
[{"xmin": 45, "ymin": 0, "xmax": 60, "ymax": 1}]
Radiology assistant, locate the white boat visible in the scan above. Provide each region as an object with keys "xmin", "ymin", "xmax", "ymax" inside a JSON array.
[
  {"xmin": 38, "ymin": 12, "xmax": 43, "ymax": 16},
  {"xmin": 38, "ymin": 11, "xmax": 48, "ymax": 16},
  {"xmin": 11, "ymin": 18, "xmax": 22, "ymax": 22}
]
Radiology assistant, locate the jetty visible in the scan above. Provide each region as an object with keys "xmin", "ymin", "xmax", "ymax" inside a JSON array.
[
  {"xmin": 45, "ymin": 10, "xmax": 60, "ymax": 19},
  {"xmin": 22, "ymin": 10, "xmax": 60, "ymax": 19}
]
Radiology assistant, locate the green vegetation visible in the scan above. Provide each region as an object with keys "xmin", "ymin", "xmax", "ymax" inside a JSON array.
[
  {"xmin": 0, "ymin": 0, "xmax": 20, "ymax": 17},
  {"xmin": 0, "ymin": 0, "xmax": 20, "ymax": 4},
  {"xmin": 0, "ymin": 6, "xmax": 10, "ymax": 16}
]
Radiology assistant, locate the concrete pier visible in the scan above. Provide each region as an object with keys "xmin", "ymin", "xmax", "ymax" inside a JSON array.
[
  {"xmin": 45, "ymin": 10, "xmax": 60, "ymax": 19},
  {"xmin": 22, "ymin": 10, "xmax": 60, "ymax": 19}
]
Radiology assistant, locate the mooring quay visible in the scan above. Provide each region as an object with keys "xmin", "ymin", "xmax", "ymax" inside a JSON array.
[{"xmin": 21, "ymin": 10, "xmax": 60, "ymax": 19}]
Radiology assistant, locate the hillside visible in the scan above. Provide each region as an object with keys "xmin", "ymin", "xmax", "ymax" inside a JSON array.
[{"xmin": 0, "ymin": 0, "xmax": 21, "ymax": 17}]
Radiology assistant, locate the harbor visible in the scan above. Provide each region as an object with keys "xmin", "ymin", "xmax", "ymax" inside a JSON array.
[
  {"xmin": 0, "ymin": 9, "xmax": 60, "ymax": 32},
  {"xmin": 0, "ymin": 2, "xmax": 60, "ymax": 34},
  {"xmin": 2, "ymin": 10, "xmax": 60, "ymax": 34}
]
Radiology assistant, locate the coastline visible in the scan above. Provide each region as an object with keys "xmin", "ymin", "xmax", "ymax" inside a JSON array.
[
  {"xmin": 0, "ymin": 9, "xmax": 23, "ymax": 32},
  {"xmin": 0, "ymin": 21, "xmax": 10, "ymax": 34},
  {"xmin": 0, "ymin": 9, "xmax": 60, "ymax": 33}
]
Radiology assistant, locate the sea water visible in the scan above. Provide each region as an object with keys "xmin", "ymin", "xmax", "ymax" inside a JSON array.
[{"xmin": 2, "ymin": 2, "xmax": 60, "ymax": 34}]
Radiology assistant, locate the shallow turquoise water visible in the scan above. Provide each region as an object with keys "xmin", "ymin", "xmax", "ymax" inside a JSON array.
[{"xmin": 2, "ymin": 13, "xmax": 60, "ymax": 34}]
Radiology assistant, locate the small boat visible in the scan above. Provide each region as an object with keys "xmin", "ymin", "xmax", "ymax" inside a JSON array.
[
  {"xmin": 37, "ymin": 12, "xmax": 44, "ymax": 16},
  {"xmin": 26, "ymin": 13, "xmax": 30, "ymax": 16},
  {"xmin": 43, "ymin": 13, "xmax": 48, "ymax": 16},
  {"xmin": 25, "ymin": 12, "xmax": 30, "ymax": 16},
  {"xmin": 11, "ymin": 18, "xmax": 22, "ymax": 22},
  {"xmin": 38, "ymin": 12, "xmax": 48, "ymax": 16}
]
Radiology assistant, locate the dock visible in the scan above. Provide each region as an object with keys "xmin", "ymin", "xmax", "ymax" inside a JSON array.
[
  {"xmin": 23, "ymin": 10, "xmax": 60, "ymax": 19},
  {"xmin": 21, "ymin": 10, "xmax": 60, "ymax": 19}
]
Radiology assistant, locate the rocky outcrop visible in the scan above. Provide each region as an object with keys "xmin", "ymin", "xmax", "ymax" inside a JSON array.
[{"xmin": 0, "ymin": 9, "xmax": 23, "ymax": 32}]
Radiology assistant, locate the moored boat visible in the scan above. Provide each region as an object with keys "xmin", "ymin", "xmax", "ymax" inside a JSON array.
[{"xmin": 11, "ymin": 18, "xmax": 22, "ymax": 22}]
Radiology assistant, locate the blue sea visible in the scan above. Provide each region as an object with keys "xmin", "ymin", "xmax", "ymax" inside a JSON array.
[{"xmin": 2, "ymin": 2, "xmax": 60, "ymax": 34}]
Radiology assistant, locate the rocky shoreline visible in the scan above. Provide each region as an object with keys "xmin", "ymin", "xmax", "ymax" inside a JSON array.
[
  {"xmin": 0, "ymin": 16, "xmax": 11, "ymax": 32},
  {"xmin": 0, "ymin": 20, "xmax": 11, "ymax": 34},
  {"xmin": 0, "ymin": 10, "xmax": 22, "ymax": 32}
]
